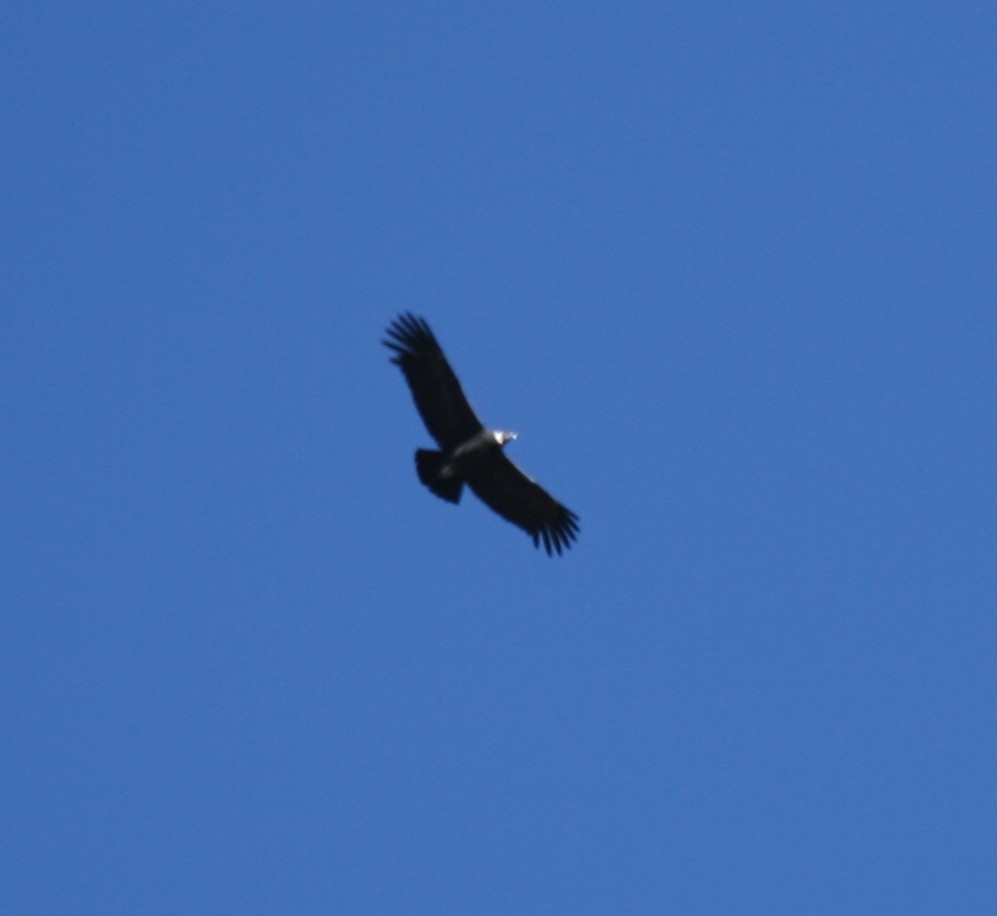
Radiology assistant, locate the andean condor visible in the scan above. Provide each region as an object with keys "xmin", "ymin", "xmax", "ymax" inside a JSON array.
[{"xmin": 383, "ymin": 313, "xmax": 580, "ymax": 556}]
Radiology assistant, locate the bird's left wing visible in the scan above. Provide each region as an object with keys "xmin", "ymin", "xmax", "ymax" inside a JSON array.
[{"xmin": 466, "ymin": 451, "xmax": 580, "ymax": 556}]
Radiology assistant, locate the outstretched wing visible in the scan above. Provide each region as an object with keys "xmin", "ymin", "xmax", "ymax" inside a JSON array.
[
  {"xmin": 383, "ymin": 313, "xmax": 484, "ymax": 450},
  {"xmin": 466, "ymin": 451, "xmax": 580, "ymax": 556}
]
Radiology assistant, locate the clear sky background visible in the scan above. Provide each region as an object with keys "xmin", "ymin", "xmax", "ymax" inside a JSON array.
[{"xmin": 4, "ymin": 3, "xmax": 995, "ymax": 913}]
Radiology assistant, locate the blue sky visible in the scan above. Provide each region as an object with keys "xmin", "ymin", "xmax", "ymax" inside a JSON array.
[{"xmin": 3, "ymin": 3, "xmax": 995, "ymax": 912}]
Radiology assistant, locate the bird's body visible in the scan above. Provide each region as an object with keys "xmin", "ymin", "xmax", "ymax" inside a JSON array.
[{"xmin": 383, "ymin": 313, "xmax": 579, "ymax": 555}]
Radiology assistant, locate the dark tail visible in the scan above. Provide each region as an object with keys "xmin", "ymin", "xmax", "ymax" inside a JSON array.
[{"xmin": 415, "ymin": 449, "xmax": 463, "ymax": 504}]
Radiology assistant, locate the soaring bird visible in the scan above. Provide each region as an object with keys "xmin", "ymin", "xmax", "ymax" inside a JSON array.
[{"xmin": 383, "ymin": 313, "xmax": 580, "ymax": 556}]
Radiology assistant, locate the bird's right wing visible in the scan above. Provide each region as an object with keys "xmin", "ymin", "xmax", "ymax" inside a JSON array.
[{"xmin": 383, "ymin": 314, "xmax": 484, "ymax": 450}]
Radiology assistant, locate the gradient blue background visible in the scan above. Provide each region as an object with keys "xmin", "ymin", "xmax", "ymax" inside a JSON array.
[{"xmin": 4, "ymin": 3, "xmax": 995, "ymax": 913}]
